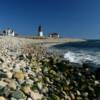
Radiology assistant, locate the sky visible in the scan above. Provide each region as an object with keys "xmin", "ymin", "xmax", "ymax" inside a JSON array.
[{"xmin": 0, "ymin": 0, "xmax": 100, "ymax": 39}]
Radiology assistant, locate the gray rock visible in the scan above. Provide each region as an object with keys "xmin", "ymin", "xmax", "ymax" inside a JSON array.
[
  {"xmin": 6, "ymin": 71, "xmax": 13, "ymax": 78},
  {"xmin": 13, "ymin": 64, "xmax": 20, "ymax": 71},
  {"xmin": 8, "ymin": 80, "xmax": 17, "ymax": 90},
  {"xmin": 82, "ymin": 92, "xmax": 88, "ymax": 97},
  {"xmin": 11, "ymin": 90, "xmax": 26, "ymax": 99},
  {"xmin": 0, "ymin": 58, "xmax": 4, "ymax": 63},
  {"xmin": 3, "ymin": 87, "xmax": 11, "ymax": 97},
  {"xmin": 25, "ymin": 79, "xmax": 33, "ymax": 85},
  {"xmin": 0, "ymin": 86, "xmax": 11, "ymax": 97},
  {"xmin": 37, "ymin": 82, "xmax": 43, "ymax": 90},
  {"xmin": 18, "ymin": 80, "xmax": 25, "ymax": 85},
  {"xmin": 0, "ymin": 71, "xmax": 7, "ymax": 78},
  {"xmin": 23, "ymin": 66, "xmax": 32, "ymax": 73},
  {"xmin": 27, "ymin": 97, "xmax": 32, "ymax": 100},
  {"xmin": 31, "ymin": 72, "xmax": 36, "ymax": 77},
  {"xmin": 51, "ymin": 94, "xmax": 60, "ymax": 100},
  {"xmin": 18, "ymin": 54, "xmax": 24, "ymax": 60},
  {"xmin": 0, "ymin": 86, "xmax": 4, "ymax": 95},
  {"xmin": 0, "ymin": 81, "xmax": 8, "ymax": 87},
  {"xmin": 42, "ymin": 87, "xmax": 48, "ymax": 93},
  {"xmin": 11, "ymin": 97, "xmax": 17, "ymax": 100}
]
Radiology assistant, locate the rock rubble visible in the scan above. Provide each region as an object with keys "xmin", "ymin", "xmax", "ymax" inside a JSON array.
[{"xmin": 0, "ymin": 37, "xmax": 99, "ymax": 100}]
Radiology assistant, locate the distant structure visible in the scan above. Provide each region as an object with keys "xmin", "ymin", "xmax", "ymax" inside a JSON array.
[
  {"xmin": 49, "ymin": 32, "xmax": 60, "ymax": 38},
  {"xmin": 38, "ymin": 25, "xmax": 43, "ymax": 37},
  {"xmin": 2, "ymin": 28, "xmax": 15, "ymax": 36}
]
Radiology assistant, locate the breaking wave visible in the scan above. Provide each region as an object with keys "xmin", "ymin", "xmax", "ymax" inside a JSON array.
[
  {"xmin": 49, "ymin": 40, "xmax": 100, "ymax": 67},
  {"xmin": 64, "ymin": 51, "xmax": 100, "ymax": 65}
]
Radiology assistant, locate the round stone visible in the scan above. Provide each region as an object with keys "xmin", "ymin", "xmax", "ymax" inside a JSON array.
[{"xmin": 14, "ymin": 72, "xmax": 24, "ymax": 80}]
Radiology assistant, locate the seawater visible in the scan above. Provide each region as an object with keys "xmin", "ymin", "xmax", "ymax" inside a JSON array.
[{"xmin": 48, "ymin": 40, "xmax": 100, "ymax": 67}]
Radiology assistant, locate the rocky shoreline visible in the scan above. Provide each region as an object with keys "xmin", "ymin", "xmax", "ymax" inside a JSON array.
[{"xmin": 0, "ymin": 37, "xmax": 99, "ymax": 100}]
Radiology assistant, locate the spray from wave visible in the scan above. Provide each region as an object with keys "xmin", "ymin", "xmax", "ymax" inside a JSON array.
[
  {"xmin": 48, "ymin": 40, "xmax": 100, "ymax": 67},
  {"xmin": 64, "ymin": 51, "xmax": 100, "ymax": 66}
]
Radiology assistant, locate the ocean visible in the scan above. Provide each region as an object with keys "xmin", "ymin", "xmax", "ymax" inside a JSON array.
[{"xmin": 49, "ymin": 40, "xmax": 100, "ymax": 68}]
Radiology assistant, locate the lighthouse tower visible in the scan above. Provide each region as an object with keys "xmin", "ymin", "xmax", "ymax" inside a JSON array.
[{"xmin": 38, "ymin": 25, "xmax": 43, "ymax": 37}]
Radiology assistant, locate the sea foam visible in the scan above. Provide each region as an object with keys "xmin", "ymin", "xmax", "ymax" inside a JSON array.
[{"xmin": 64, "ymin": 51, "xmax": 100, "ymax": 66}]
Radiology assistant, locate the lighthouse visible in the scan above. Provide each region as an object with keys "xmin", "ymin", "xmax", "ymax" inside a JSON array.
[{"xmin": 38, "ymin": 25, "xmax": 43, "ymax": 37}]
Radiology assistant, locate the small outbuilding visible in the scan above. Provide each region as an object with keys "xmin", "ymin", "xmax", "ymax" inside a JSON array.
[
  {"xmin": 49, "ymin": 33, "xmax": 60, "ymax": 38},
  {"xmin": 2, "ymin": 28, "xmax": 15, "ymax": 36}
]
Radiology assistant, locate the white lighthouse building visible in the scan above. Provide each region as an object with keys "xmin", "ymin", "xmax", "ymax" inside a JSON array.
[{"xmin": 38, "ymin": 25, "xmax": 43, "ymax": 37}]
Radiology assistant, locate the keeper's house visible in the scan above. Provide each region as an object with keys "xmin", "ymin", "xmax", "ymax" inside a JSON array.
[
  {"xmin": 0, "ymin": 28, "xmax": 15, "ymax": 36},
  {"xmin": 49, "ymin": 32, "xmax": 60, "ymax": 38}
]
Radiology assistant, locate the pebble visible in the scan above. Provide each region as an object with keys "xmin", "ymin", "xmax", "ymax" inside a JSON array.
[
  {"xmin": 66, "ymin": 96, "xmax": 71, "ymax": 100},
  {"xmin": 6, "ymin": 71, "xmax": 13, "ymax": 78},
  {"xmin": 37, "ymin": 82, "xmax": 43, "ymax": 90},
  {"xmin": 14, "ymin": 72, "xmax": 24, "ymax": 80},
  {"xmin": 14, "ymin": 64, "xmax": 20, "ymax": 71},
  {"xmin": 83, "ymin": 92, "xmax": 89, "ymax": 97},
  {"xmin": 51, "ymin": 94, "xmax": 60, "ymax": 100},
  {"xmin": 0, "ymin": 96, "xmax": 6, "ymax": 100},
  {"xmin": 11, "ymin": 90, "xmax": 25, "ymax": 99},
  {"xmin": 27, "ymin": 98, "xmax": 32, "ymax": 100},
  {"xmin": 22, "ymin": 86, "xmax": 31, "ymax": 95},
  {"xmin": 0, "ymin": 71, "xmax": 7, "ymax": 78},
  {"xmin": 0, "ymin": 37, "xmax": 98, "ymax": 100},
  {"xmin": 11, "ymin": 97, "xmax": 17, "ymax": 100},
  {"xmin": 25, "ymin": 79, "xmax": 33, "ymax": 85},
  {"xmin": 95, "ymin": 80, "xmax": 99, "ymax": 85},
  {"xmin": 8, "ymin": 80, "xmax": 16, "ymax": 90},
  {"xmin": 76, "ymin": 90, "xmax": 81, "ymax": 96},
  {"xmin": 0, "ymin": 81, "xmax": 8, "ymax": 87},
  {"xmin": 70, "ymin": 92, "xmax": 75, "ymax": 99},
  {"xmin": 0, "ymin": 58, "xmax": 4, "ymax": 63},
  {"xmin": 30, "ymin": 91, "xmax": 43, "ymax": 100}
]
